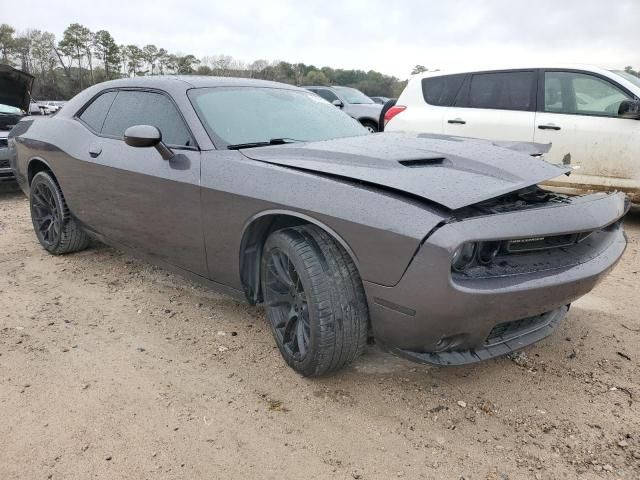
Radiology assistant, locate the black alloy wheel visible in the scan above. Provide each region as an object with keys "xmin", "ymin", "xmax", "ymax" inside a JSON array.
[
  {"xmin": 261, "ymin": 225, "xmax": 368, "ymax": 376},
  {"xmin": 29, "ymin": 171, "xmax": 90, "ymax": 254},
  {"xmin": 263, "ymin": 248, "xmax": 311, "ymax": 361},
  {"xmin": 30, "ymin": 179, "xmax": 61, "ymax": 248}
]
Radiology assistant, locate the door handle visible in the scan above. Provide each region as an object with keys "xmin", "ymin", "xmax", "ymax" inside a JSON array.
[
  {"xmin": 538, "ymin": 124, "xmax": 561, "ymax": 131},
  {"xmin": 88, "ymin": 145, "xmax": 102, "ymax": 158},
  {"xmin": 447, "ymin": 118, "xmax": 466, "ymax": 125}
]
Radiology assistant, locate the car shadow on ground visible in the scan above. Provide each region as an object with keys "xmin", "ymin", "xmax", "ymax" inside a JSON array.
[
  {"xmin": 0, "ymin": 183, "xmax": 21, "ymax": 196},
  {"xmin": 625, "ymin": 208, "xmax": 640, "ymax": 227}
]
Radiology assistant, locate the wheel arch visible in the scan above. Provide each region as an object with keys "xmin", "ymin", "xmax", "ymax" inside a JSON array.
[
  {"xmin": 358, "ymin": 117, "xmax": 379, "ymax": 129},
  {"xmin": 27, "ymin": 157, "xmax": 56, "ymax": 186},
  {"xmin": 238, "ymin": 210, "xmax": 360, "ymax": 305}
]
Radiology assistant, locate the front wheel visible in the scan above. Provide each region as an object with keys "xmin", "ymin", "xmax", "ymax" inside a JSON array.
[
  {"xmin": 261, "ymin": 225, "xmax": 368, "ymax": 376},
  {"xmin": 29, "ymin": 171, "xmax": 90, "ymax": 255}
]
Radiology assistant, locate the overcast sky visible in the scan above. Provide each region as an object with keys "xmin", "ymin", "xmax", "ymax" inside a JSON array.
[{"xmin": 7, "ymin": 0, "xmax": 640, "ymax": 78}]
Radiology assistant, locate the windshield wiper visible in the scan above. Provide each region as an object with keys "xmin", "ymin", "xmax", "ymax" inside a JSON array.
[{"xmin": 227, "ymin": 138, "xmax": 305, "ymax": 150}]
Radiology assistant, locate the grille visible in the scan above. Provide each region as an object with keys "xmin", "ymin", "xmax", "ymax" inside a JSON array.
[
  {"xmin": 0, "ymin": 159, "xmax": 9, "ymax": 169},
  {"xmin": 0, "ymin": 138, "xmax": 8, "ymax": 148},
  {"xmin": 485, "ymin": 313, "xmax": 550, "ymax": 346},
  {"xmin": 506, "ymin": 233, "xmax": 578, "ymax": 252}
]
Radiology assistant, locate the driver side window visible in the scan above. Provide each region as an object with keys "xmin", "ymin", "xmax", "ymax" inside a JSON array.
[
  {"xmin": 101, "ymin": 90, "xmax": 193, "ymax": 147},
  {"xmin": 544, "ymin": 71, "xmax": 630, "ymax": 117}
]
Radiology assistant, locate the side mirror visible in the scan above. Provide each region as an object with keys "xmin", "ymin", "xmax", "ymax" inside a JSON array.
[
  {"xmin": 332, "ymin": 99, "xmax": 344, "ymax": 108},
  {"xmin": 618, "ymin": 99, "xmax": 640, "ymax": 119},
  {"xmin": 124, "ymin": 124, "xmax": 174, "ymax": 160}
]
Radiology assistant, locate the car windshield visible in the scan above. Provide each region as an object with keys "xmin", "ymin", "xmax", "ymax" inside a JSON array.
[
  {"xmin": 188, "ymin": 87, "xmax": 367, "ymax": 148},
  {"xmin": 0, "ymin": 104, "xmax": 21, "ymax": 115},
  {"xmin": 611, "ymin": 70, "xmax": 640, "ymax": 89},
  {"xmin": 333, "ymin": 86, "xmax": 375, "ymax": 104}
]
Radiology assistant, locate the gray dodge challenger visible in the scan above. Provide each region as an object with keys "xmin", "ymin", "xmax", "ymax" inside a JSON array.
[{"xmin": 8, "ymin": 76, "xmax": 628, "ymax": 376}]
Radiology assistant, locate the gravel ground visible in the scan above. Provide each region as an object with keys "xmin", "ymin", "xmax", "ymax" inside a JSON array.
[{"xmin": 1, "ymin": 187, "xmax": 638, "ymax": 480}]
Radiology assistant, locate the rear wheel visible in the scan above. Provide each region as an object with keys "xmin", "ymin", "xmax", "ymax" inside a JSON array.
[
  {"xmin": 29, "ymin": 171, "xmax": 90, "ymax": 255},
  {"xmin": 360, "ymin": 120, "xmax": 378, "ymax": 133},
  {"xmin": 261, "ymin": 225, "xmax": 368, "ymax": 376}
]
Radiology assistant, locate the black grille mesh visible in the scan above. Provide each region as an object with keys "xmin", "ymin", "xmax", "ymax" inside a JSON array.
[{"xmin": 485, "ymin": 313, "xmax": 550, "ymax": 346}]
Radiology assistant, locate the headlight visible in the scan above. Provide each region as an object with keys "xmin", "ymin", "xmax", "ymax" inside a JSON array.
[
  {"xmin": 452, "ymin": 242, "xmax": 476, "ymax": 272},
  {"xmin": 477, "ymin": 241, "xmax": 501, "ymax": 264}
]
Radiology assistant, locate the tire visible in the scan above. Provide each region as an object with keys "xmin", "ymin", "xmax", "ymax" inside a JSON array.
[
  {"xmin": 261, "ymin": 225, "xmax": 368, "ymax": 376},
  {"xmin": 29, "ymin": 171, "xmax": 90, "ymax": 255},
  {"xmin": 360, "ymin": 120, "xmax": 378, "ymax": 133}
]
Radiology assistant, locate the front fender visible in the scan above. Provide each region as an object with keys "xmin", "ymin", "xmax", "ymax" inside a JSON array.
[{"xmin": 201, "ymin": 150, "xmax": 448, "ymax": 289}]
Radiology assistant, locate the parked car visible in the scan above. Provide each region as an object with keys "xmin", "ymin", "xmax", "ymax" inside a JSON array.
[
  {"xmin": 304, "ymin": 85, "xmax": 383, "ymax": 132},
  {"xmin": 385, "ymin": 64, "xmax": 640, "ymax": 204},
  {"xmin": 0, "ymin": 64, "xmax": 32, "ymax": 183},
  {"xmin": 43, "ymin": 101, "xmax": 64, "ymax": 113},
  {"xmin": 29, "ymin": 100, "xmax": 49, "ymax": 115},
  {"xmin": 0, "ymin": 103, "xmax": 23, "ymax": 129},
  {"xmin": 370, "ymin": 96, "xmax": 392, "ymax": 105},
  {"xmin": 11, "ymin": 76, "xmax": 627, "ymax": 376}
]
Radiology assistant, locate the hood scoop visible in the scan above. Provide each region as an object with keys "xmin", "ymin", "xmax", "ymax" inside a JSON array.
[{"xmin": 398, "ymin": 157, "xmax": 446, "ymax": 168}]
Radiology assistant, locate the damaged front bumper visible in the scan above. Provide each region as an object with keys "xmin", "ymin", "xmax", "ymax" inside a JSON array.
[{"xmin": 364, "ymin": 192, "xmax": 628, "ymax": 365}]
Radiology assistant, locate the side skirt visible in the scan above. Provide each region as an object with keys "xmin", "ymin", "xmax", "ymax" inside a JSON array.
[{"xmin": 81, "ymin": 223, "xmax": 247, "ymax": 302}]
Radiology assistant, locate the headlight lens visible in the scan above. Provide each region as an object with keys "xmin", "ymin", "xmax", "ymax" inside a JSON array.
[{"xmin": 452, "ymin": 242, "xmax": 477, "ymax": 272}]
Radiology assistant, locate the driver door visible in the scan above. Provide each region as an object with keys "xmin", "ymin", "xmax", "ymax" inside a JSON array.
[
  {"xmin": 66, "ymin": 88, "xmax": 206, "ymax": 276},
  {"xmin": 534, "ymin": 70, "xmax": 640, "ymax": 182}
]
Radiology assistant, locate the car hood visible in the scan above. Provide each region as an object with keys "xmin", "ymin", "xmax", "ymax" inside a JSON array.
[
  {"xmin": 240, "ymin": 132, "xmax": 569, "ymax": 210},
  {"xmin": 0, "ymin": 64, "xmax": 34, "ymax": 112}
]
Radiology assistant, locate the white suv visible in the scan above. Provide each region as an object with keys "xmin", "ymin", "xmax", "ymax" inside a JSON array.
[{"xmin": 385, "ymin": 65, "xmax": 640, "ymax": 203}]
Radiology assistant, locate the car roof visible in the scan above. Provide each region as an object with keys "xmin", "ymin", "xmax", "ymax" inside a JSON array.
[
  {"xmin": 58, "ymin": 76, "xmax": 308, "ymax": 120},
  {"xmin": 303, "ymin": 85, "xmax": 358, "ymax": 90},
  {"xmin": 96, "ymin": 75, "xmax": 304, "ymax": 90},
  {"xmin": 412, "ymin": 63, "xmax": 619, "ymax": 79}
]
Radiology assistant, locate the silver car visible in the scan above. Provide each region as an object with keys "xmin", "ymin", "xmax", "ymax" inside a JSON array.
[{"xmin": 304, "ymin": 85, "xmax": 383, "ymax": 132}]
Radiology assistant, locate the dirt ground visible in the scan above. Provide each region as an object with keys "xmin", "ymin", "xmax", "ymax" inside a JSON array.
[{"xmin": 0, "ymin": 187, "xmax": 638, "ymax": 480}]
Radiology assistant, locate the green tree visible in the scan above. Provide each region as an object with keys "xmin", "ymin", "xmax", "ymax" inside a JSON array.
[
  {"xmin": 175, "ymin": 54, "xmax": 199, "ymax": 74},
  {"xmin": 156, "ymin": 48, "xmax": 169, "ymax": 74},
  {"xmin": 12, "ymin": 32, "xmax": 33, "ymax": 72},
  {"xmin": 303, "ymin": 69, "xmax": 329, "ymax": 85},
  {"xmin": 94, "ymin": 30, "xmax": 119, "ymax": 79},
  {"xmin": 125, "ymin": 44, "xmax": 143, "ymax": 76},
  {"xmin": 411, "ymin": 64, "xmax": 427, "ymax": 75},
  {"xmin": 58, "ymin": 23, "xmax": 92, "ymax": 88},
  {"xmin": 142, "ymin": 44, "xmax": 159, "ymax": 75},
  {"xmin": 0, "ymin": 23, "xmax": 15, "ymax": 63},
  {"xmin": 30, "ymin": 30, "xmax": 56, "ymax": 77},
  {"xmin": 0, "ymin": 21, "xmax": 411, "ymax": 100}
]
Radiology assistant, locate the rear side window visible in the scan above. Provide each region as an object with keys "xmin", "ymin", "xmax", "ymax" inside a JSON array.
[
  {"xmin": 468, "ymin": 71, "xmax": 535, "ymax": 111},
  {"xmin": 101, "ymin": 90, "xmax": 192, "ymax": 147},
  {"xmin": 421, "ymin": 74, "xmax": 465, "ymax": 106},
  {"xmin": 78, "ymin": 91, "xmax": 117, "ymax": 132}
]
